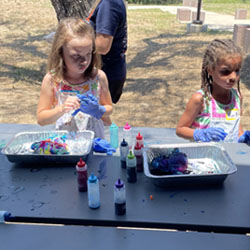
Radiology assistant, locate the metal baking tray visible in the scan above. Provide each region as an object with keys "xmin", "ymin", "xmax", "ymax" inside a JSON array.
[
  {"xmin": 143, "ymin": 143, "xmax": 237, "ymax": 187},
  {"xmin": 2, "ymin": 130, "xmax": 94, "ymax": 164}
]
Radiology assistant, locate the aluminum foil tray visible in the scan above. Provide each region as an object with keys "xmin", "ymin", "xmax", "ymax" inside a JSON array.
[
  {"xmin": 2, "ymin": 130, "xmax": 94, "ymax": 164},
  {"xmin": 143, "ymin": 143, "xmax": 237, "ymax": 187}
]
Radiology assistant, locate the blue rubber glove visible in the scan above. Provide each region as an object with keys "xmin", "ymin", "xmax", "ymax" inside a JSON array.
[
  {"xmin": 238, "ymin": 131, "xmax": 250, "ymax": 143},
  {"xmin": 93, "ymin": 138, "xmax": 116, "ymax": 155},
  {"xmin": 193, "ymin": 127, "xmax": 227, "ymax": 142},
  {"xmin": 72, "ymin": 94, "xmax": 106, "ymax": 120}
]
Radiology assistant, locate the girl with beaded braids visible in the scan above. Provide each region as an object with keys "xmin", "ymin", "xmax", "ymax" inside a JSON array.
[{"xmin": 176, "ymin": 39, "xmax": 250, "ymax": 143}]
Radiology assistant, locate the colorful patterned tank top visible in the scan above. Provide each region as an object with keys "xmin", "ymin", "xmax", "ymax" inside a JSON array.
[
  {"xmin": 53, "ymin": 76, "xmax": 100, "ymax": 105},
  {"xmin": 191, "ymin": 88, "xmax": 241, "ymax": 130},
  {"xmin": 52, "ymin": 75, "xmax": 104, "ymax": 138}
]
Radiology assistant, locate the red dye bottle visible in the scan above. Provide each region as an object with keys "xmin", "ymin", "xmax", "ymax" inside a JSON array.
[
  {"xmin": 136, "ymin": 132, "xmax": 144, "ymax": 148},
  {"xmin": 134, "ymin": 142, "xmax": 143, "ymax": 172},
  {"xmin": 76, "ymin": 158, "xmax": 88, "ymax": 192}
]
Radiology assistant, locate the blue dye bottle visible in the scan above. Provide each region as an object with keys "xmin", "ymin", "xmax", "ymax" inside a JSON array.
[
  {"xmin": 126, "ymin": 150, "xmax": 137, "ymax": 183},
  {"xmin": 87, "ymin": 173, "xmax": 100, "ymax": 209},
  {"xmin": 114, "ymin": 179, "xmax": 126, "ymax": 215}
]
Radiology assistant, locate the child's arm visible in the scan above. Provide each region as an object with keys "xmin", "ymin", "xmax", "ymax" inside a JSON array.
[
  {"xmin": 238, "ymin": 93, "xmax": 244, "ymax": 137},
  {"xmin": 176, "ymin": 93, "xmax": 204, "ymax": 140},
  {"xmin": 98, "ymin": 69, "xmax": 113, "ymax": 118},
  {"xmin": 239, "ymin": 122, "xmax": 244, "ymax": 137},
  {"xmin": 37, "ymin": 73, "xmax": 80, "ymax": 126}
]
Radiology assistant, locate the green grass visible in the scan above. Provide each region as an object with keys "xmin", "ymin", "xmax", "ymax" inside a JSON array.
[
  {"xmin": 203, "ymin": 0, "xmax": 249, "ymax": 3},
  {"xmin": 202, "ymin": 0, "xmax": 250, "ymax": 17},
  {"xmin": 128, "ymin": 9, "xmax": 186, "ymax": 36}
]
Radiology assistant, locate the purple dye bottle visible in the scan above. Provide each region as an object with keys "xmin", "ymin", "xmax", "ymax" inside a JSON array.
[{"xmin": 114, "ymin": 179, "xmax": 126, "ymax": 215}]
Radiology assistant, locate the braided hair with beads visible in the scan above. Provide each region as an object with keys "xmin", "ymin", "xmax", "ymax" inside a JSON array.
[{"xmin": 201, "ymin": 39, "xmax": 243, "ymax": 106}]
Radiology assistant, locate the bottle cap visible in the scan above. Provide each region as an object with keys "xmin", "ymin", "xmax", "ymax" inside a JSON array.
[
  {"xmin": 0, "ymin": 211, "xmax": 11, "ymax": 223},
  {"xmin": 120, "ymin": 138, "xmax": 128, "ymax": 147},
  {"xmin": 77, "ymin": 158, "xmax": 86, "ymax": 168},
  {"xmin": 88, "ymin": 173, "xmax": 97, "ymax": 183},
  {"xmin": 134, "ymin": 142, "xmax": 142, "ymax": 150},
  {"xmin": 115, "ymin": 178, "xmax": 124, "ymax": 188},
  {"xmin": 110, "ymin": 122, "xmax": 118, "ymax": 129},
  {"xmin": 127, "ymin": 150, "xmax": 135, "ymax": 159},
  {"xmin": 136, "ymin": 132, "xmax": 143, "ymax": 140},
  {"xmin": 124, "ymin": 122, "xmax": 131, "ymax": 130}
]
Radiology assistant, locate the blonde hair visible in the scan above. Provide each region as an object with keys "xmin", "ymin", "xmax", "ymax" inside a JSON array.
[
  {"xmin": 201, "ymin": 39, "xmax": 243, "ymax": 104},
  {"xmin": 47, "ymin": 17, "xmax": 100, "ymax": 82}
]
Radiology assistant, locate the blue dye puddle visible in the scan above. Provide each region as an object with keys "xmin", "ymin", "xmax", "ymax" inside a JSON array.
[
  {"xmin": 97, "ymin": 160, "xmax": 107, "ymax": 180},
  {"xmin": 0, "ymin": 194, "xmax": 9, "ymax": 201},
  {"xmin": 236, "ymin": 151, "xmax": 246, "ymax": 155},
  {"xmin": 169, "ymin": 192, "xmax": 179, "ymax": 198},
  {"xmin": 31, "ymin": 202, "xmax": 46, "ymax": 211},
  {"xmin": 11, "ymin": 186, "xmax": 24, "ymax": 194},
  {"xmin": 30, "ymin": 168, "xmax": 40, "ymax": 172}
]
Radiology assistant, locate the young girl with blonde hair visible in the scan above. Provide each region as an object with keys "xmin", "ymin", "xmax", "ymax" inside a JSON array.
[
  {"xmin": 37, "ymin": 18, "xmax": 112, "ymax": 138},
  {"xmin": 176, "ymin": 39, "xmax": 250, "ymax": 143}
]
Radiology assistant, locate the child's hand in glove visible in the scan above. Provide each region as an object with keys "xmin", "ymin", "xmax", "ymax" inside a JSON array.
[
  {"xmin": 72, "ymin": 94, "xmax": 106, "ymax": 120},
  {"xmin": 193, "ymin": 127, "xmax": 227, "ymax": 142},
  {"xmin": 238, "ymin": 131, "xmax": 250, "ymax": 143}
]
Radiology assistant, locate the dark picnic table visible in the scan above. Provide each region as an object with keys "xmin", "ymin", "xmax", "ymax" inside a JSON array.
[{"xmin": 0, "ymin": 123, "xmax": 250, "ymax": 235}]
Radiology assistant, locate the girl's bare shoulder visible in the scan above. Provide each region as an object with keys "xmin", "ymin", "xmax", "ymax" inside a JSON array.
[
  {"xmin": 96, "ymin": 69, "xmax": 106, "ymax": 80},
  {"xmin": 89, "ymin": 68, "xmax": 106, "ymax": 81},
  {"xmin": 42, "ymin": 72, "xmax": 54, "ymax": 85},
  {"xmin": 188, "ymin": 92, "xmax": 204, "ymax": 105}
]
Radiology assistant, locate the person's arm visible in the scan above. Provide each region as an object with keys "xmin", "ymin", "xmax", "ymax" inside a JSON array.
[
  {"xmin": 37, "ymin": 73, "xmax": 79, "ymax": 126},
  {"xmin": 98, "ymin": 69, "xmax": 113, "ymax": 117},
  {"xmin": 95, "ymin": 33, "xmax": 113, "ymax": 55},
  {"xmin": 176, "ymin": 93, "xmax": 204, "ymax": 140},
  {"xmin": 238, "ymin": 91, "xmax": 244, "ymax": 137},
  {"xmin": 238, "ymin": 122, "xmax": 244, "ymax": 137}
]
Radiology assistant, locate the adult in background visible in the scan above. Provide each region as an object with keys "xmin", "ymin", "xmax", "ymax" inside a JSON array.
[{"xmin": 89, "ymin": 0, "xmax": 127, "ymax": 104}]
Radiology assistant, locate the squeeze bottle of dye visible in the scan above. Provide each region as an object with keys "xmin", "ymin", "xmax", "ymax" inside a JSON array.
[
  {"xmin": 87, "ymin": 173, "xmax": 100, "ymax": 209},
  {"xmin": 136, "ymin": 132, "xmax": 144, "ymax": 148},
  {"xmin": 76, "ymin": 158, "xmax": 88, "ymax": 192},
  {"xmin": 120, "ymin": 139, "xmax": 129, "ymax": 169},
  {"xmin": 126, "ymin": 150, "xmax": 137, "ymax": 183},
  {"xmin": 134, "ymin": 142, "xmax": 143, "ymax": 172},
  {"xmin": 109, "ymin": 122, "xmax": 119, "ymax": 148},
  {"xmin": 114, "ymin": 179, "xmax": 126, "ymax": 215},
  {"xmin": 123, "ymin": 123, "xmax": 132, "ymax": 149}
]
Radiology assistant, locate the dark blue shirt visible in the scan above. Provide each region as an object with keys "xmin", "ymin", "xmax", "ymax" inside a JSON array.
[{"xmin": 90, "ymin": 0, "xmax": 127, "ymax": 79}]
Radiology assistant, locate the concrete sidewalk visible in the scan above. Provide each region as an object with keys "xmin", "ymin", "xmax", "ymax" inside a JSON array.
[{"xmin": 128, "ymin": 5, "xmax": 250, "ymax": 32}]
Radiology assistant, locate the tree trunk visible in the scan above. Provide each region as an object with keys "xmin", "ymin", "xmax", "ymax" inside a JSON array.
[{"xmin": 50, "ymin": 0, "xmax": 96, "ymax": 21}]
